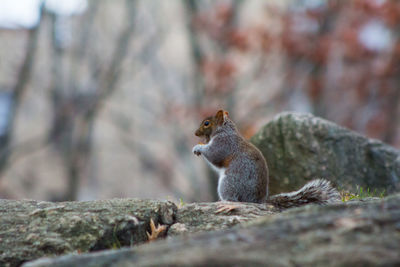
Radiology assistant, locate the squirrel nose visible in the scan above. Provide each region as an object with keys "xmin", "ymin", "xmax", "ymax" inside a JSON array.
[{"xmin": 195, "ymin": 130, "xmax": 201, "ymax": 136}]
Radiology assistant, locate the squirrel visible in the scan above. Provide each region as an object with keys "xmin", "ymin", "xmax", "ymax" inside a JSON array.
[{"xmin": 192, "ymin": 109, "xmax": 340, "ymax": 209}]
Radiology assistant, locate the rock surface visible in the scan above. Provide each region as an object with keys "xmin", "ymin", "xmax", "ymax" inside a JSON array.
[
  {"xmin": 168, "ymin": 201, "xmax": 277, "ymax": 235},
  {"xmin": 24, "ymin": 194, "xmax": 400, "ymax": 267},
  {"xmin": 251, "ymin": 112, "xmax": 400, "ymax": 195},
  {"xmin": 0, "ymin": 199, "xmax": 176, "ymax": 266},
  {"xmin": 0, "ymin": 199, "xmax": 278, "ymax": 266}
]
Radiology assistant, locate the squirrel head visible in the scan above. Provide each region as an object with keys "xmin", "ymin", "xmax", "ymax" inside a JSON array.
[{"xmin": 195, "ymin": 110, "xmax": 230, "ymax": 143}]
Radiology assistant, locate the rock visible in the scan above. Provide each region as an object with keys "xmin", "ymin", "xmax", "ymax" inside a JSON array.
[
  {"xmin": 0, "ymin": 199, "xmax": 279, "ymax": 266},
  {"xmin": 169, "ymin": 202, "xmax": 277, "ymax": 235},
  {"xmin": 0, "ymin": 198, "xmax": 177, "ymax": 266},
  {"xmin": 251, "ymin": 112, "xmax": 400, "ymax": 195},
  {"xmin": 23, "ymin": 194, "xmax": 400, "ymax": 267}
]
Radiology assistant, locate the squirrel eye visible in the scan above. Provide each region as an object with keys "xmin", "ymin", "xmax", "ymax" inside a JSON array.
[{"xmin": 204, "ymin": 121, "xmax": 210, "ymax": 126}]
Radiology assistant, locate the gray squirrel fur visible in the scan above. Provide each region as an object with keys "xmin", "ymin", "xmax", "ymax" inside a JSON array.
[{"xmin": 193, "ymin": 110, "xmax": 340, "ymax": 208}]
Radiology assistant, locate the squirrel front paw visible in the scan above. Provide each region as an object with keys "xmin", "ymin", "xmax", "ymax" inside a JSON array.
[{"xmin": 192, "ymin": 144, "xmax": 203, "ymax": 156}]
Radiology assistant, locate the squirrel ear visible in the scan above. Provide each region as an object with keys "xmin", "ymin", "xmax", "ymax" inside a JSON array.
[
  {"xmin": 215, "ymin": 110, "xmax": 229, "ymax": 125},
  {"xmin": 223, "ymin": 111, "xmax": 229, "ymax": 119}
]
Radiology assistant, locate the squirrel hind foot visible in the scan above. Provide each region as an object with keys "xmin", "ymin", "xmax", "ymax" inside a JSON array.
[{"xmin": 215, "ymin": 203, "xmax": 239, "ymax": 214}]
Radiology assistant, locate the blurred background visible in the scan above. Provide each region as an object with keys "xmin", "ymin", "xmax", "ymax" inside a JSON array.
[{"xmin": 0, "ymin": 0, "xmax": 399, "ymax": 202}]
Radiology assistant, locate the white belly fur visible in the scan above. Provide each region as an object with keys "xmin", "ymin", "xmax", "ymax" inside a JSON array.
[
  {"xmin": 199, "ymin": 136, "xmax": 227, "ymax": 200},
  {"xmin": 202, "ymin": 155, "xmax": 226, "ymax": 200}
]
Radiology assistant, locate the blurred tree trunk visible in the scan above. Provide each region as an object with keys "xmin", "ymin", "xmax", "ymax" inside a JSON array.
[
  {"xmin": 383, "ymin": 25, "xmax": 400, "ymax": 145},
  {"xmin": 182, "ymin": 0, "xmax": 205, "ymax": 109},
  {"xmin": 47, "ymin": 0, "xmax": 137, "ymax": 201},
  {"xmin": 0, "ymin": 2, "xmax": 45, "ymax": 178}
]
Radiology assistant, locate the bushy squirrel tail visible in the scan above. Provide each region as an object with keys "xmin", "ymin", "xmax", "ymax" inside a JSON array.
[{"xmin": 267, "ymin": 179, "xmax": 341, "ymax": 209}]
